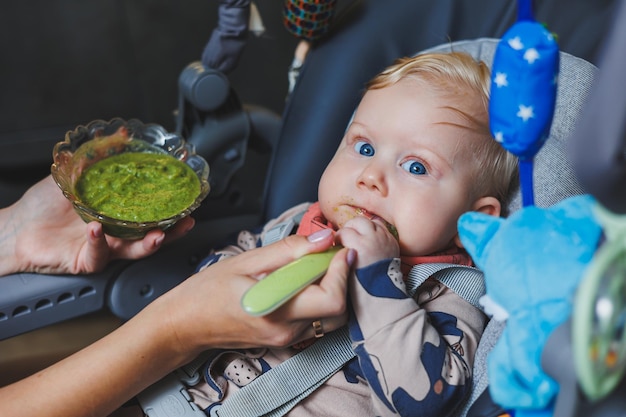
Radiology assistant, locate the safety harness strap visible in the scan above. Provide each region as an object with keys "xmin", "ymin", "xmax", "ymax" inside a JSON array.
[
  {"xmin": 407, "ymin": 263, "xmax": 486, "ymax": 311},
  {"xmin": 211, "ymin": 326, "xmax": 354, "ymax": 417}
]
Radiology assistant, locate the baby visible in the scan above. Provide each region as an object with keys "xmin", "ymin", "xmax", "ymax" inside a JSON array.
[{"xmin": 186, "ymin": 51, "xmax": 519, "ymax": 417}]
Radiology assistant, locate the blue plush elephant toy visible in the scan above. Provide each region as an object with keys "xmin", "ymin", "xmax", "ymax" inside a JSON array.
[{"xmin": 457, "ymin": 194, "xmax": 603, "ymax": 416}]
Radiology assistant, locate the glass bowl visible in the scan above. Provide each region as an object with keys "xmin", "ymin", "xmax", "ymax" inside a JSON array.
[{"xmin": 51, "ymin": 118, "xmax": 210, "ymax": 239}]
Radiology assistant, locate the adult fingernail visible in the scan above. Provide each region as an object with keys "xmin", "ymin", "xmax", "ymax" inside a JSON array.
[
  {"xmin": 185, "ymin": 217, "xmax": 196, "ymax": 232},
  {"xmin": 347, "ymin": 249, "xmax": 356, "ymax": 267},
  {"xmin": 90, "ymin": 223, "xmax": 103, "ymax": 239},
  {"xmin": 307, "ymin": 228, "xmax": 332, "ymax": 242}
]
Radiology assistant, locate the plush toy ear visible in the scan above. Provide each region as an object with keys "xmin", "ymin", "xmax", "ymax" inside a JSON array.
[
  {"xmin": 457, "ymin": 212, "xmax": 503, "ymax": 268},
  {"xmin": 549, "ymin": 194, "xmax": 594, "ymax": 215},
  {"xmin": 549, "ymin": 195, "xmax": 603, "ymax": 263}
]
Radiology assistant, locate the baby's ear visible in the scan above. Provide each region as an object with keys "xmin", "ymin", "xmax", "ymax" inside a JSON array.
[
  {"xmin": 472, "ymin": 196, "xmax": 501, "ymax": 217},
  {"xmin": 457, "ymin": 212, "xmax": 503, "ymax": 268}
]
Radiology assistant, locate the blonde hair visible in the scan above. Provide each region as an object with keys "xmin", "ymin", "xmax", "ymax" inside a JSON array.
[{"xmin": 367, "ymin": 51, "xmax": 519, "ymax": 213}]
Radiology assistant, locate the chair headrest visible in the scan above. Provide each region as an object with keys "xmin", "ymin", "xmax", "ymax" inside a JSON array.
[{"xmin": 422, "ymin": 38, "xmax": 598, "ymax": 213}]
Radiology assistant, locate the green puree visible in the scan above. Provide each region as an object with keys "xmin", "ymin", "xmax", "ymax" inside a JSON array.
[{"xmin": 76, "ymin": 152, "xmax": 200, "ymax": 222}]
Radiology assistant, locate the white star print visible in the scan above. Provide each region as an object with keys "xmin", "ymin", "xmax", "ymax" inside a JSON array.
[
  {"xmin": 494, "ymin": 131, "xmax": 505, "ymax": 143},
  {"xmin": 524, "ymin": 48, "xmax": 540, "ymax": 64},
  {"xmin": 517, "ymin": 105, "xmax": 535, "ymax": 122},
  {"xmin": 508, "ymin": 36, "xmax": 524, "ymax": 50},
  {"xmin": 494, "ymin": 72, "xmax": 508, "ymax": 88}
]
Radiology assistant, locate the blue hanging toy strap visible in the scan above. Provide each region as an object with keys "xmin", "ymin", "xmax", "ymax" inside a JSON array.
[
  {"xmin": 489, "ymin": 0, "xmax": 559, "ymax": 207},
  {"xmin": 516, "ymin": 0, "xmax": 534, "ymax": 21}
]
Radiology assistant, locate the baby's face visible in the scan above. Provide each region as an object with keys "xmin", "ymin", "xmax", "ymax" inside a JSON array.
[{"xmin": 318, "ymin": 78, "xmax": 483, "ymax": 257}]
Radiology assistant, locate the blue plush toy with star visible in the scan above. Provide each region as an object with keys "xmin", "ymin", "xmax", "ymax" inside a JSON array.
[{"xmin": 489, "ymin": 0, "xmax": 559, "ymax": 207}]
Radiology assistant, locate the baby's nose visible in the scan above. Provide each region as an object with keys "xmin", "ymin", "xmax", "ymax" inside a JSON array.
[{"xmin": 357, "ymin": 163, "xmax": 388, "ymax": 195}]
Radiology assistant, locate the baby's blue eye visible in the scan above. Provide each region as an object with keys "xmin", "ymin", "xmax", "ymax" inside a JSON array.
[
  {"xmin": 354, "ymin": 141, "xmax": 375, "ymax": 157},
  {"xmin": 401, "ymin": 160, "xmax": 427, "ymax": 175}
]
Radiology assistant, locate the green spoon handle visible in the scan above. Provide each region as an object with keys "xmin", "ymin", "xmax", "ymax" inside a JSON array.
[{"xmin": 241, "ymin": 247, "xmax": 342, "ymax": 316}]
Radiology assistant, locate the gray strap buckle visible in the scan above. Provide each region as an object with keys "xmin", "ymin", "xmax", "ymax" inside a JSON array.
[
  {"xmin": 137, "ymin": 373, "xmax": 207, "ymax": 417},
  {"xmin": 262, "ymin": 218, "xmax": 296, "ymax": 247}
]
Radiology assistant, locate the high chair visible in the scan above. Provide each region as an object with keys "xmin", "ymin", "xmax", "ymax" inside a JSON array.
[
  {"xmin": 0, "ymin": 0, "xmax": 622, "ymax": 414},
  {"xmin": 134, "ymin": 31, "xmax": 607, "ymax": 415}
]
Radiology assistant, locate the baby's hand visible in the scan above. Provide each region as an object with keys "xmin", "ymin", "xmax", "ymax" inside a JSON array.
[{"xmin": 336, "ymin": 216, "xmax": 399, "ymax": 268}]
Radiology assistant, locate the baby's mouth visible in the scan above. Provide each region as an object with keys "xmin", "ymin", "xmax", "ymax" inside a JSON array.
[{"xmin": 354, "ymin": 207, "xmax": 399, "ymax": 240}]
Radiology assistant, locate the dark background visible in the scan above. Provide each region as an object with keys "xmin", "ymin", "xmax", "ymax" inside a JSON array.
[{"xmin": 0, "ymin": 0, "xmax": 298, "ymax": 205}]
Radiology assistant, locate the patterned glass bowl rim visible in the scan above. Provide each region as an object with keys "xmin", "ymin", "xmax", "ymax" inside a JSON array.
[{"xmin": 51, "ymin": 118, "xmax": 210, "ymax": 239}]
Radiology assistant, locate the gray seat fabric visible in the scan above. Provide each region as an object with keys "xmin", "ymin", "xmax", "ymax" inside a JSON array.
[{"xmin": 421, "ymin": 38, "xmax": 598, "ymax": 416}]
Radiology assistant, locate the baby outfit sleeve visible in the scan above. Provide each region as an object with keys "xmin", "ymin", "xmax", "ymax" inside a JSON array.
[{"xmin": 348, "ymin": 258, "xmax": 487, "ymax": 417}]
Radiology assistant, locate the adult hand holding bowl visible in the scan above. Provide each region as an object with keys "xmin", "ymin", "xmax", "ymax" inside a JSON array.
[{"xmin": 51, "ymin": 118, "xmax": 210, "ymax": 239}]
